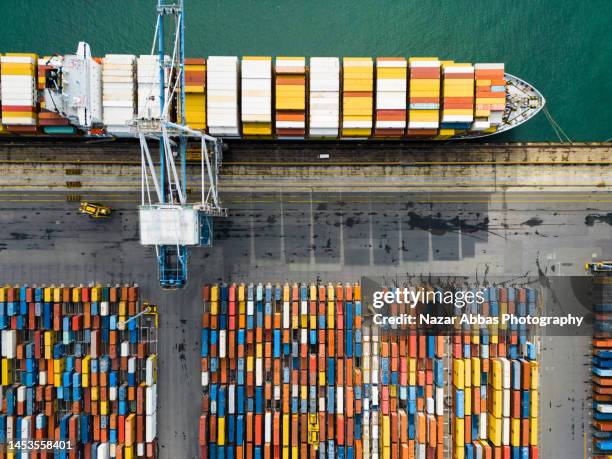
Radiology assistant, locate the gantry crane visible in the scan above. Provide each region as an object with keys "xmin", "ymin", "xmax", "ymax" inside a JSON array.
[{"xmin": 133, "ymin": 0, "xmax": 226, "ymax": 289}]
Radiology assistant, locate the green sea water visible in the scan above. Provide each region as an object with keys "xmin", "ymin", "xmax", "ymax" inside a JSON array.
[{"xmin": 0, "ymin": 0, "xmax": 610, "ymax": 141}]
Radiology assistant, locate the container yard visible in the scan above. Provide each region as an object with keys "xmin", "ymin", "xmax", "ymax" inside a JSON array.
[
  {"xmin": 0, "ymin": 0, "xmax": 610, "ymax": 458},
  {"xmin": 200, "ymin": 283, "xmax": 542, "ymax": 458},
  {"xmin": 0, "ymin": 285, "xmax": 158, "ymax": 457}
]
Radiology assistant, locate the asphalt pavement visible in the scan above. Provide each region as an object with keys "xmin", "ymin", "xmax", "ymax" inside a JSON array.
[{"xmin": 0, "ymin": 190, "xmax": 609, "ymax": 457}]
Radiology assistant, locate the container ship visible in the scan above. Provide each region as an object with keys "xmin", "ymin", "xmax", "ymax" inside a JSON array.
[{"xmin": 0, "ymin": 43, "xmax": 545, "ymax": 142}]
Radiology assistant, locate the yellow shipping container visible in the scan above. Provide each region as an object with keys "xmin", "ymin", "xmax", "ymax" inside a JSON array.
[
  {"xmin": 454, "ymin": 359, "xmax": 465, "ymax": 389},
  {"xmin": 382, "ymin": 415, "xmax": 391, "ymax": 446},
  {"xmin": 242, "ymin": 124, "xmax": 271, "ymax": 136},
  {"xmin": 282, "ymin": 414, "xmax": 290, "ymax": 445},
  {"xmin": 342, "ymin": 128, "xmax": 371, "ymax": 136},
  {"xmin": 511, "ymin": 418, "xmax": 521, "ymax": 446},
  {"xmin": 530, "ymin": 416, "xmax": 538, "ymax": 445},
  {"xmin": 531, "ymin": 388, "xmax": 539, "ymax": 415},
  {"xmin": 1, "ymin": 358, "xmax": 11, "ymax": 385},
  {"xmin": 91, "ymin": 287, "xmax": 100, "ymax": 302},
  {"xmin": 218, "ymin": 417, "xmax": 225, "ymax": 445},
  {"xmin": 409, "ymin": 111, "xmax": 438, "ymax": 121},
  {"xmin": 465, "ymin": 387, "xmax": 472, "ymax": 416},
  {"xmin": 488, "ymin": 414, "xmax": 502, "ymax": 447},
  {"xmin": 442, "ymin": 109, "xmax": 473, "ymax": 115},
  {"xmin": 53, "ymin": 287, "xmax": 61, "ymax": 303},
  {"xmin": 530, "ymin": 361, "xmax": 539, "ymax": 390},
  {"xmin": 44, "ymin": 287, "xmax": 52, "ymax": 303},
  {"xmin": 44, "ymin": 330, "xmax": 54, "ymax": 346},
  {"xmin": 454, "ymin": 417, "xmax": 465, "ymax": 447},
  {"xmin": 0, "ymin": 288, "xmax": 5, "ymax": 302},
  {"xmin": 491, "ymin": 389, "xmax": 502, "ymax": 418},
  {"xmin": 471, "ymin": 357, "xmax": 481, "ymax": 385},
  {"xmin": 276, "ymin": 98, "xmax": 304, "ymax": 111},
  {"xmin": 464, "ymin": 358, "xmax": 472, "ymax": 388}
]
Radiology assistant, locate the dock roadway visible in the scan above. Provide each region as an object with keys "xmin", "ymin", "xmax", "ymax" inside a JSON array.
[{"xmin": 0, "ymin": 142, "xmax": 610, "ymax": 458}]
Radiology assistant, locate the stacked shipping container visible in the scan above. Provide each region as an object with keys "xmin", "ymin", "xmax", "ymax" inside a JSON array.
[
  {"xmin": 441, "ymin": 63, "xmax": 475, "ymax": 137},
  {"xmin": 342, "ymin": 58, "xmax": 374, "ymax": 138},
  {"xmin": 472, "ymin": 64, "xmax": 506, "ymax": 133},
  {"xmin": 0, "ymin": 284, "xmax": 158, "ymax": 458},
  {"xmin": 407, "ymin": 58, "xmax": 441, "ymax": 137},
  {"xmin": 184, "ymin": 58, "xmax": 207, "ymax": 131},
  {"xmin": 241, "ymin": 57, "xmax": 272, "ymax": 137},
  {"xmin": 102, "ymin": 55, "xmax": 136, "ymax": 135},
  {"xmin": 207, "ymin": 56, "xmax": 240, "ymax": 136},
  {"xmin": 200, "ymin": 283, "xmax": 541, "ymax": 459},
  {"xmin": 0, "ymin": 54, "xmax": 38, "ymax": 132},
  {"xmin": 136, "ymin": 55, "xmax": 162, "ymax": 120},
  {"xmin": 592, "ymin": 274, "xmax": 612, "ymax": 458},
  {"xmin": 275, "ymin": 57, "xmax": 306, "ymax": 139},
  {"xmin": 309, "ymin": 58, "xmax": 340, "ymax": 138},
  {"xmin": 451, "ymin": 287, "xmax": 539, "ymax": 459},
  {"xmin": 374, "ymin": 58, "xmax": 407, "ymax": 138}
]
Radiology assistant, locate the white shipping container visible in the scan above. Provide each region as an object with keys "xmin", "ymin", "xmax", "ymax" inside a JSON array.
[
  {"xmin": 146, "ymin": 384, "xmax": 156, "ymax": 415},
  {"xmin": 17, "ymin": 385, "xmax": 26, "ymax": 402},
  {"xmin": 435, "ymin": 387, "xmax": 444, "ymax": 416},
  {"xmin": 502, "ymin": 416, "xmax": 510, "ymax": 445},
  {"xmin": 121, "ymin": 341, "xmax": 129, "ymax": 357},
  {"xmin": 503, "ymin": 388, "xmax": 510, "ymax": 417},
  {"xmin": 479, "ymin": 412, "xmax": 487, "ymax": 439},
  {"xmin": 145, "ymin": 413, "xmax": 156, "ymax": 442},
  {"xmin": 2, "ymin": 330, "xmax": 16, "ymax": 358},
  {"xmin": 408, "ymin": 121, "xmax": 439, "ymax": 129},
  {"xmin": 128, "ymin": 356, "xmax": 136, "ymax": 373}
]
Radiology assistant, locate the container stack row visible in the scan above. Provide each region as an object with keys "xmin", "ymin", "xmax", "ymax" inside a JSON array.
[
  {"xmin": 102, "ymin": 54, "xmax": 136, "ymax": 135},
  {"xmin": 206, "ymin": 56, "xmax": 240, "ymax": 137},
  {"xmin": 592, "ymin": 274, "xmax": 612, "ymax": 458},
  {"xmin": 374, "ymin": 58, "xmax": 407, "ymax": 138},
  {"xmin": 184, "ymin": 58, "xmax": 207, "ymax": 131},
  {"xmin": 407, "ymin": 58, "xmax": 441, "ymax": 137},
  {"xmin": 308, "ymin": 57, "xmax": 340, "ymax": 138},
  {"xmin": 136, "ymin": 55, "xmax": 162, "ymax": 120},
  {"xmin": 241, "ymin": 57, "xmax": 272, "ymax": 138},
  {"xmin": 450, "ymin": 287, "xmax": 540, "ymax": 459},
  {"xmin": 0, "ymin": 284, "xmax": 158, "ymax": 458},
  {"xmin": 275, "ymin": 57, "xmax": 306, "ymax": 139},
  {"xmin": 37, "ymin": 56, "xmax": 76, "ymax": 135},
  {"xmin": 342, "ymin": 58, "xmax": 373, "ymax": 138},
  {"xmin": 0, "ymin": 53, "xmax": 38, "ymax": 132},
  {"xmin": 472, "ymin": 64, "xmax": 506, "ymax": 133},
  {"xmin": 440, "ymin": 63, "xmax": 475, "ymax": 138}
]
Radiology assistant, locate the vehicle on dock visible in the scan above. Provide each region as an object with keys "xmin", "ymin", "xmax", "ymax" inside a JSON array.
[{"xmin": 79, "ymin": 202, "xmax": 111, "ymax": 218}]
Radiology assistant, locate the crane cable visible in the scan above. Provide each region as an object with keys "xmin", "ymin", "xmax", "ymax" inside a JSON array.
[{"xmin": 543, "ymin": 106, "xmax": 572, "ymax": 144}]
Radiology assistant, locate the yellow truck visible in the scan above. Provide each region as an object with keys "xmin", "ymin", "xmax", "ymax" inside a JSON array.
[{"xmin": 79, "ymin": 202, "xmax": 111, "ymax": 218}]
